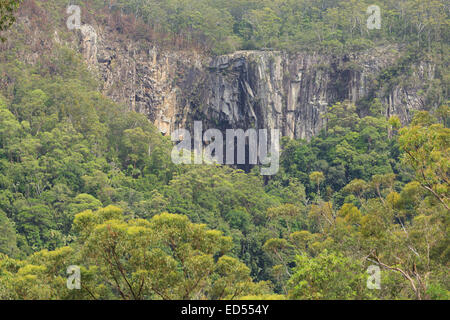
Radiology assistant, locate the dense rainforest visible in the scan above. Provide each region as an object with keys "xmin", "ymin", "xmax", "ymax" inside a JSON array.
[
  {"xmin": 101, "ymin": 0, "xmax": 449, "ymax": 55},
  {"xmin": 0, "ymin": 0, "xmax": 448, "ymax": 300}
]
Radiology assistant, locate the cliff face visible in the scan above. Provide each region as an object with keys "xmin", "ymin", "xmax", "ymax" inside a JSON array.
[
  {"xmin": 81, "ymin": 23, "xmax": 433, "ymax": 140},
  {"xmin": 200, "ymin": 50, "xmax": 434, "ymax": 139},
  {"xmin": 13, "ymin": 11, "xmax": 433, "ymax": 140},
  {"xmin": 198, "ymin": 50, "xmax": 385, "ymax": 139}
]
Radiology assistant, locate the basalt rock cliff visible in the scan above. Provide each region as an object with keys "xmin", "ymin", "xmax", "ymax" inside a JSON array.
[
  {"xmin": 9, "ymin": 10, "xmax": 436, "ymax": 140},
  {"xmin": 82, "ymin": 26, "xmax": 433, "ymax": 139}
]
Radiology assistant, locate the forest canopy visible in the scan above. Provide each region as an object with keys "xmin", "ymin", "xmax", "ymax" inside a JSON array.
[
  {"xmin": 0, "ymin": 0, "xmax": 448, "ymax": 300},
  {"xmin": 97, "ymin": 0, "xmax": 449, "ymax": 54}
]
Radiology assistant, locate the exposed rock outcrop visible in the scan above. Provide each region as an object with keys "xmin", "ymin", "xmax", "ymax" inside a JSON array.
[
  {"xmin": 5, "ymin": 7, "xmax": 436, "ymax": 141},
  {"xmin": 76, "ymin": 25, "xmax": 437, "ymax": 139}
]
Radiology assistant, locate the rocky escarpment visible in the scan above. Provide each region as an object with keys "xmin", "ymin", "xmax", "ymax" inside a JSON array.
[
  {"xmin": 4, "ymin": 6, "xmax": 436, "ymax": 140},
  {"xmin": 75, "ymin": 23, "xmax": 436, "ymax": 139},
  {"xmin": 198, "ymin": 49, "xmax": 435, "ymax": 139}
]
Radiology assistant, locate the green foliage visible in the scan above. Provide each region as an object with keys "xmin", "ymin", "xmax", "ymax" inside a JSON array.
[
  {"xmin": 0, "ymin": 0, "xmax": 448, "ymax": 301},
  {"xmin": 398, "ymin": 112, "xmax": 449, "ymax": 210},
  {"xmin": 262, "ymin": 110, "xmax": 449, "ymax": 300},
  {"xmin": 2, "ymin": 60, "xmax": 447, "ymax": 298},
  {"xmin": 0, "ymin": 207, "xmax": 273, "ymax": 300},
  {"xmin": 281, "ymin": 101, "xmax": 397, "ymax": 199},
  {"xmin": 288, "ymin": 250, "xmax": 373, "ymax": 300},
  {"xmin": 0, "ymin": 209, "xmax": 18, "ymax": 257},
  {"xmin": 0, "ymin": 0, "xmax": 20, "ymax": 41},
  {"xmin": 102, "ymin": 0, "xmax": 449, "ymax": 54}
]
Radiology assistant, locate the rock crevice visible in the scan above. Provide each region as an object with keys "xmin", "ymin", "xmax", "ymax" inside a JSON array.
[{"xmin": 79, "ymin": 27, "xmax": 433, "ymax": 140}]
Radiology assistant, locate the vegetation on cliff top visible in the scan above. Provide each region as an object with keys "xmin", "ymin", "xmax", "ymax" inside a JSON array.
[
  {"xmin": 0, "ymin": 0, "xmax": 448, "ymax": 300},
  {"xmin": 103, "ymin": 0, "xmax": 449, "ymax": 55}
]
